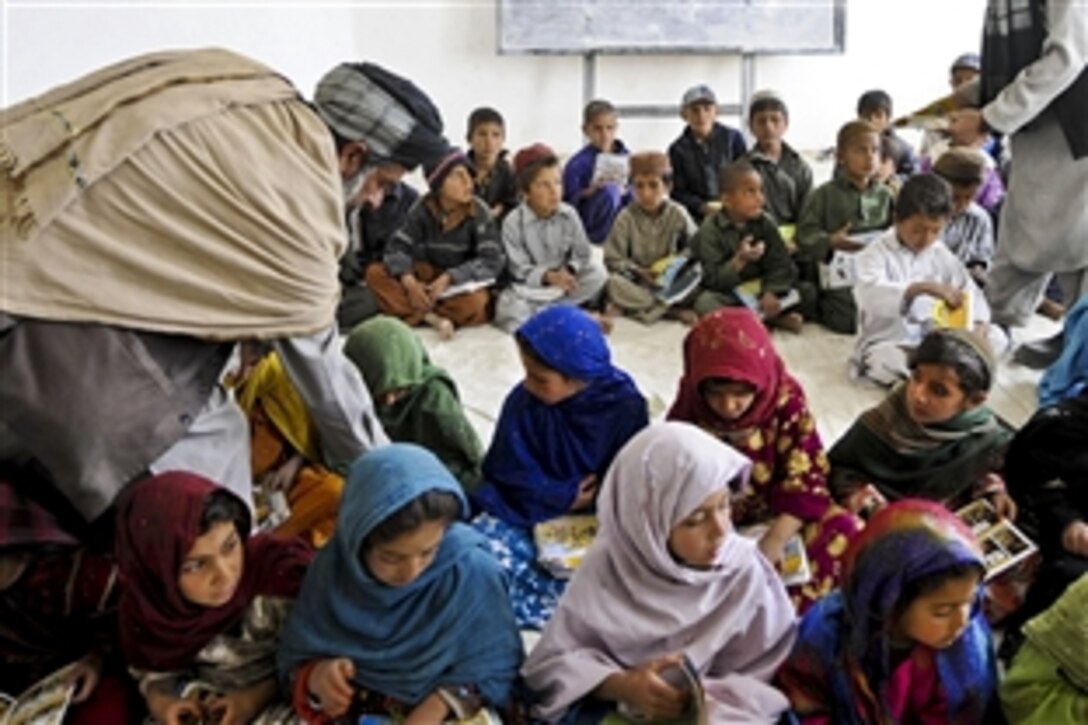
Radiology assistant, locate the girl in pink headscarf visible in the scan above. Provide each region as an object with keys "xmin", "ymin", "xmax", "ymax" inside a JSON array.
[{"xmin": 522, "ymin": 422, "xmax": 797, "ymax": 723}]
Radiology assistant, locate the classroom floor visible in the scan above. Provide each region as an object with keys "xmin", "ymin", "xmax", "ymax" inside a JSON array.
[{"xmin": 413, "ymin": 304, "xmax": 1061, "ymax": 449}]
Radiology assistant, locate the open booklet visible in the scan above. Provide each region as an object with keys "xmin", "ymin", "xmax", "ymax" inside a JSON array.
[
  {"xmin": 734, "ymin": 279, "xmax": 801, "ymax": 318},
  {"xmin": 533, "ymin": 514, "xmax": 599, "ymax": 579},
  {"xmin": 956, "ymin": 499, "xmax": 1038, "ymax": 580},
  {"xmin": 817, "ymin": 229, "xmax": 884, "ymax": 290},
  {"xmin": 648, "ymin": 255, "xmax": 703, "ymax": 305},
  {"xmin": 591, "ymin": 153, "xmax": 630, "ymax": 187},
  {"xmin": 0, "ymin": 662, "xmax": 77, "ymax": 725},
  {"xmin": 604, "ymin": 654, "xmax": 708, "ymax": 725},
  {"xmin": 436, "ymin": 278, "xmax": 496, "ymax": 301}
]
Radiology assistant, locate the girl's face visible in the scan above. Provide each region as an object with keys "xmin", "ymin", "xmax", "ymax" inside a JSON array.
[
  {"xmin": 894, "ymin": 570, "xmax": 980, "ymax": 650},
  {"xmin": 668, "ymin": 489, "xmax": 732, "ymax": 569},
  {"xmin": 364, "ymin": 520, "xmax": 446, "ymax": 587},
  {"xmin": 526, "ymin": 165, "xmax": 562, "ymax": 217},
  {"xmin": 701, "ymin": 379, "xmax": 757, "ymax": 422},
  {"xmin": 178, "ymin": 521, "xmax": 244, "ymax": 608},
  {"xmin": 906, "ymin": 363, "xmax": 983, "ymax": 425},
  {"xmin": 520, "ymin": 352, "xmax": 585, "ymax": 406},
  {"xmin": 439, "ymin": 165, "xmax": 475, "ymax": 207}
]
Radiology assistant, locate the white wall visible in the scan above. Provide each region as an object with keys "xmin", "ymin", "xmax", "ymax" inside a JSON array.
[{"xmin": 4, "ymin": 0, "xmax": 987, "ymax": 161}]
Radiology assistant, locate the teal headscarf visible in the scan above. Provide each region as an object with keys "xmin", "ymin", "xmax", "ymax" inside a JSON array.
[{"xmin": 277, "ymin": 444, "xmax": 522, "ymax": 706}]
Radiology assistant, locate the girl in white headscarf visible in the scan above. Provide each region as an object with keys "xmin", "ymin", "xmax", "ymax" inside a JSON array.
[{"xmin": 522, "ymin": 422, "xmax": 797, "ymax": 723}]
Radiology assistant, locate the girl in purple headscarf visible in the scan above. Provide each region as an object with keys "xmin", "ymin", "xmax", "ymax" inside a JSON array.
[
  {"xmin": 777, "ymin": 499, "xmax": 998, "ymax": 724},
  {"xmin": 522, "ymin": 422, "xmax": 797, "ymax": 723}
]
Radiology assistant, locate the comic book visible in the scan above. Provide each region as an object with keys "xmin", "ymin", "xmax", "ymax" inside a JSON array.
[
  {"xmin": 533, "ymin": 514, "xmax": 599, "ymax": 579},
  {"xmin": 956, "ymin": 499, "xmax": 1038, "ymax": 580}
]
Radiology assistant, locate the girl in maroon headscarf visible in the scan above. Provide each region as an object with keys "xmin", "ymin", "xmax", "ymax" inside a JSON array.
[
  {"xmin": 115, "ymin": 471, "xmax": 313, "ymax": 724},
  {"xmin": 668, "ymin": 307, "xmax": 861, "ymax": 612}
]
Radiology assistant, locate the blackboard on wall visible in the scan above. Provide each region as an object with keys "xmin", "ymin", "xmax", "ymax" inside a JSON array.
[{"xmin": 498, "ymin": 0, "xmax": 845, "ymax": 55}]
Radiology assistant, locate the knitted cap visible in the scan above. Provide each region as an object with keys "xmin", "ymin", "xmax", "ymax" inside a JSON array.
[
  {"xmin": 681, "ymin": 84, "xmax": 716, "ymax": 108},
  {"xmin": 628, "ymin": 151, "xmax": 671, "ymax": 180},
  {"xmin": 951, "ymin": 52, "xmax": 981, "ymax": 73},
  {"xmin": 424, "ymin": 148, "xmax": 473, "ymax": 193},
  {"xmin": 933, "ymin": 148, "xmax": 987, "ymax": 185},
  {"xmin": 513, "ymin": 142, "xmax": 557, "ymax": 178},
  {"xmin": 313, "ymin": 62, "xmax": 449, "ymax": 171}
]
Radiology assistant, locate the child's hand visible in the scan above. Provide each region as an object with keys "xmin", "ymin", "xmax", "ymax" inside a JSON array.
[
  {"xmin": 935, "ymin": 284, "xmax": 965, "ymax": 308},
  {"xmin": 1061, "ymin": 521, "xmax": 1088, "ymax": 557},
  {"xmin": 309, "ymin": 657, "xmax": 356, "ymax": 718},
  {"xmin": 570, "ymin": 474, "xmax": 599, "ymax": 511},
  {"xmin": 66, "ymin": 652, "xmax": 103, "ymax": 704},
  {"xmin": 845, "ymin": 484, "xmax": 887, "ymax": 518},
  {"xmin": 402, "ymin": 275, "xmax": 432, "ymax": 313},
  {"xmin": 544, "ymin": 267, "xmax": 577, "ymax": 293},
  {"xmin": 404, "ymin": 692, "xmax": 450, "ymax": 725},
  {"xmin": 739, "ymin": 236, "xmax": 765, "ymax": 262},
  {"xmin": 610, "ymin": 656, "xmax": 690, "ymax": 721},
  {"xmin": 990, "ymin": 490, "xmax": 1019, "ymax": 521},
  {"xmin": 146, "ymin": 689, "xmax": 203, "ymax": 725},
  {"xmin": 205, "ymin": 691, "xmax": 254, "ymax": 725},
  {"xmin": 830, "ymin": 223, "xmax": 863, "ymax": 252},
  {"xmin": 759, "ymin": 291, "xmax": 782, "ymax": 319},
  {"xmin": 425, "ymin": 273, "xmax": 453, "ymax": 302},
  {"xmin": 634, "ymin": 267, "xmax": 658, "ymax": 288}
]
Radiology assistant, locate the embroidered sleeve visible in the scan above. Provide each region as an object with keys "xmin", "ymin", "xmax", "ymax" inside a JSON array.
[{"xmin": 768, "ymin": 385, "xmax": 833, "ymax": 522}]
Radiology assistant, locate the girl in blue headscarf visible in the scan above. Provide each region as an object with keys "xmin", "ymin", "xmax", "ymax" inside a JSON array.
[
  {"xmin": 277, "ymin": 444, "xmax": 522, "ymax": 723},
  {"xmin": 472, "ymin": 305, "xmax": 648, "ymax": 629},
  {"xmin": 777, "ymin": 499, "xmax": 998, "ymax": 724}
]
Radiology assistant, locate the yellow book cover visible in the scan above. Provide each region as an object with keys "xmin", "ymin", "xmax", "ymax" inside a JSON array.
[{"xmin": 933, "ymin": 290, "xmax": 972, "ymax": 330}]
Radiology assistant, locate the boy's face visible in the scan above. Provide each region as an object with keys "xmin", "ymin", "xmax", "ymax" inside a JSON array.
[
  {"xmin": 520, "ymin": 352, "xmax": 585, "ymax": 406},
  {"xmin": 632, "ymin": 173, "xmax": 668, "ymax": 213},
  {"xmin": 721, "ymin": 171, "xmax": 765, "ymax": 222},
  {"xmin": 364, "ymin": 520, "xmax": 446, "ymax": 587},
  {"xmin": 584, "ymin": 112, "xmax": 618, "ymax": 152},
  {"xmin": 668, "ymin": 488, "xmax": 731, "ymax": 570},
  {"xmin": 862, "ymin": 109, "xmax": 890, "ymax": 132},
  {"xmin": 894, "ymin": 570, "xmax": 980, "ymax": 650},
  {"xmin": 439, "ymin": 165, "xmax": 475, "ymax": 206},
  {"xmin": 950, "ymin": 183, "xmax": 979, "ymax": 215},
  {"xmin": 838, "ymin": 133, "xmax": 881, "ymax": 185},
  {"xmin": 469, "ymin": 122, "xmax": 504, "ymax": 164},
  {"xmin": 951, "ymin": 67, "xmax": 979, "ymax": 89},
  {"xmin": 750, "ymin": 110, "xmax": 788, "ymax": 147},
  {"xmin": 906, "ymin": 362, "xmax": 984, "ymax": 426},
  {"xmin": 178, "ymin": 521, "xmax": 244, "ymax": 608},
  {"xmin": 526, "ymin": 165, "xmax": 562, "ymax": 217},
  {"xmin": 683, "ymin": 101, "xmax": 718, "ymax": 140},
  {"xmin": 896, "ymin": 213, "xmax": 947, "ymax": 253}
]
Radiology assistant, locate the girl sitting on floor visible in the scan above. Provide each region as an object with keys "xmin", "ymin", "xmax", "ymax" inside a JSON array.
[
  {"xmin": 343, "ymin": 316, "xmax": 484, "ymax": 492},
  {"xmin": 472, "ymin": 305, "xmax": 648, "ymax": 629},
  {"xmin": 777, "ymin": 499, "xmax": 998, "ymax": 724},
  {"xmin": 116, "ymin": 471, "xmax": 314, "ymax": 724},
  {"xmin": 667, "ymin": 307, "xmax": 860, "ymax": 611},
  {"xmin": 522, "ymin": 422, "xmax": 797, "ymax": 723},
  {"xmin": 278, "ymin": 444, "xmax": 522, "ymax": 724}
]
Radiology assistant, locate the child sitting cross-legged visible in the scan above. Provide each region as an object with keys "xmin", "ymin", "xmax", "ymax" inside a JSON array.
[
  {"xmin": 690, "ymin": 160, "xmax": 809, "ymax": 332},
  {"xmin": 603, "ymin": 150, "xmax": 698, "ymax": 324},
  {"xmin": 494, "ymin": 143, "xmax": 609, "ymax": 334},
  {"xmin": 365, "ymin": 147, "xmax": 504, "ymax": 339},
  {"xmin": 116, "ymin": 472, "xmax": 314, "ymax": 725},
  {"xmin": 830, "ymin": 328, "xmax": 1015, "ymax": 519},
  {"xmin": 777, "ymin": 499, "xmax": 999, "ymax": 724},
  {"xmin": 522, "ymin": 422, "xmax": 798, "ymax": 724},
  {"xmin": 278, "ymin": 445, "xmax": 523, "ymax": 724},
  {"xmin": 852, "ymin": 173, "xmax": 1005, "ymax": 387},
  {"xmin": 473, "ymin": 305, "xmax": 648, "ymax": 630}
]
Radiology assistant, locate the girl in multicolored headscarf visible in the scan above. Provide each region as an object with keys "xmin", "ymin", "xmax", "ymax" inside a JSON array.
[
  {"xmin": 777, "ymin": 499, "xmax": 998, "ymax": 724},
  {"xmin": 667, "ymin": 307, "xmax": 860, "ymax": 612},
  {"xmin": 472, "ymin": 305, "xmax": 648, "ymax": 628}
]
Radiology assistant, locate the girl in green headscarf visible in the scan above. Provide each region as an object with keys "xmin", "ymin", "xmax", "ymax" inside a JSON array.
[{"xmin": 343, "ymin": 316, "xmax": 484, "ymax": 492}]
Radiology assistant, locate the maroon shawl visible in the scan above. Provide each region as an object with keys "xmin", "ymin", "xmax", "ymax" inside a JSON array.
[{"xmin": 115, "ymin": 471, "xmax": 312, "ymax": 671}]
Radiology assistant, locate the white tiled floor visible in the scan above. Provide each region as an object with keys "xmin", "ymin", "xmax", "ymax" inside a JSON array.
[{"xmin": 413, "ymin": 311, "xmax": 1060, "ymax": 449}]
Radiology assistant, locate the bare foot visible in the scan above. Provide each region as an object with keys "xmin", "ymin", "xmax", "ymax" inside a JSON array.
[
  {"xmin": 666, "ymin": 307, "xmax": 700, "ymax": 326},
  {"xmin": 424, "ymin": 312, "xmax": 455, "ymax": 340},
  {"xmin": 769, "ymin": 311, "xmax": 804, "ymax": 334},
  {"xmin": 589, "ymin": 311, "xmax": 614, "ymax": 335}
]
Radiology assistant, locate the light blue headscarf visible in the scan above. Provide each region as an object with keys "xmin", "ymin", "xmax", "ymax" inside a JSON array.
[
  {"xmin": 1039, "ymin": 296, "xmax": 1088, "ymax": 407},
  {"xmin": 277, "ymin": 444, "xmax": 522, "ymax": 707}
]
